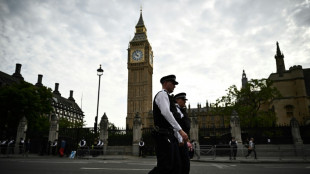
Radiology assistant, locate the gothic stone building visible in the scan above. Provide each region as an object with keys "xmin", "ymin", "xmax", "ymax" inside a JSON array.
[
  {"xmin": 0, "ymin": 63, "xmax": 84, "ymax": 124},
  {"xmin": 268, "ymin": 42, "xmax": 310, "ymax": 125},
  {"xmin": 187, "ymin": 42, "xmax": 310, "ymax": 129}
]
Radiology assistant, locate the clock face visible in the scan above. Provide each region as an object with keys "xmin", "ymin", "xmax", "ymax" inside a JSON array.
[{"xmin": 132, "ymin": 50, "xmax": 143, "ymax": 61}]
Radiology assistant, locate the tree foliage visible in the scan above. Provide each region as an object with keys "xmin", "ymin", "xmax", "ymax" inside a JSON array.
[
  {"xmin": 215, "ymin": 78, "xmax": 281, "ymax": 127},
  {"xmin": 58, "ymin": 117, "xmax": 85, "ymax": 129},
  {"xmin": 0, "ymin": 81, "xmax": 53, "ymax": 137}
]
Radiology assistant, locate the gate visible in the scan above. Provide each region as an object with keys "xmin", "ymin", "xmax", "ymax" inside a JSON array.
[
  {"xmin": 108, "ymin": 128, "xmax": 132, "ymax": 146},
  {"xmin": 58, "ymin": 127, "xmax": 96, "ymax": 156},
  {"xmin": 142, "ymin": 128, "xmax": 155, "ymax": 155},
  {"xmin": 199, "ymin": 126, "xmax": 231, "ymax": 145}
]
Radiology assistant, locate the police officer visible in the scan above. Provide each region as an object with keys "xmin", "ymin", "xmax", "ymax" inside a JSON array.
[
  {"xmin": 19, "ymin": 138, "xmax": 25, "ymax": 154},
  {"xmin": 174, "ymin": 92, "xmax": 191, "ymax": 174},
  {"xmin": 229, "ymin": 137, "xmax": 238, "ymax": 160},
  {"xmin": 51, "ymin": 139, "xmax": 58, "ymax": 155},
  {"xmin": 149, "ymin": 75, "xmax": 188, "ymax": 174},
  {"xmin": 139, "ymin": 138, "xmax": 145, "ymax": 157},
  {"xmin": 79, "ymin": 138, "xmax": 87, "ymax": 156},
  {"xmin": 8, "ymin": 137, "xmax": 15, "ymax": 154}
]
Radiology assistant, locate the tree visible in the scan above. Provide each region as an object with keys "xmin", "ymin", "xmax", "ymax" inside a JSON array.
[
  {"xmin": 58, "ymin": 117, "xmax": 85, "ymax": 129},
  {"xmin": 215, "ymin": 78, "xmax": 281, "ymax": 127},
  {"xmin": 0, "ymin": 81, "xmax": 53, "ymax": 138}
]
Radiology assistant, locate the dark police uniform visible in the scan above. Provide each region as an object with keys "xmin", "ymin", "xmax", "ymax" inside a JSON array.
[
  {"xmin": 149, "ymin": 75, "xmax": 183, "ymax": 174},
  {"xmin": 174, "ymin": 93, "xmax": 191, "ymax": 174}
]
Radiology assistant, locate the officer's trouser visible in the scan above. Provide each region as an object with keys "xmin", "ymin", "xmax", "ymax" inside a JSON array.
[
  {"xmin": 179, "ymin": 142, "xmax": 190, "ymax": 174},
  {"xmin": 149, "ymin": 133, "xmax": 181, "ymax": 174}
]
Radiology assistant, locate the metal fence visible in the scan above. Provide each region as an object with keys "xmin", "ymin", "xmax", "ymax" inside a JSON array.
[{"xmin": 199, "ymin": 144, "xmax": 310, "ymax": 160}]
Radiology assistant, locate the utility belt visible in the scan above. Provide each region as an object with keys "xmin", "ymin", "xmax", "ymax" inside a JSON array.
[{"xmin": 152, "ymin": 126, "xmax": 174, "ymax": 136}]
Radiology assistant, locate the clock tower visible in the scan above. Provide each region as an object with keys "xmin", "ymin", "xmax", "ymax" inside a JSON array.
[{"xmin": 126, "ymin": 10, "xmax": 153, "ymax": 129}]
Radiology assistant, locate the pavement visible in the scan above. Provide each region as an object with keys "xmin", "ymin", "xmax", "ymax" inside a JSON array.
[{"xmin": 1, "ymin": 153, "xmax": 309, "ymax": 163}]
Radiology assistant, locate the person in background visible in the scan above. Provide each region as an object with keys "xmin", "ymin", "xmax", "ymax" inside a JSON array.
[
  {"xmin": 19, "ymin": 138, "xmax": 25, "ymax": 154},
  {"xmin": 59, "ymin": 139, "xmax": 66, "ymax": 157},
  {"xmin": 79, "ymin": 138, "xmax": 87, "ymax": 157},
  {"xmin": 1, "ymin": 138, "xmax": 8, "ymax": 154},
  {"xmin": 51, "ymin": 139, "xmax": 58, "ymax": 155},
  {"xmin": 229, "ymin": 137, "xmax": 238, "ymax": 160},
  {"xmin": 24, "ymin": 138, "xmax": 31, "ymax": 157},
  {"xmin": 8, "ymin": 137, "xmax": 15, "ymax": 154},
  {"xmin": 245, "ymin": 137, "xmax": 257, "ymax": 159},
  {"xmin": 139, "ymin": 138, "xmax": 145, "ymax": 157},
  {"xmin": 97, "ymin": 139, "xmax": 104, "ymax": 155},
  {"xmin": 192, "ymin": 140, "xmax": 200, "ymax": 160}
]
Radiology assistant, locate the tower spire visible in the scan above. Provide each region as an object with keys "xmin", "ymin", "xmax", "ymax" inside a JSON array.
[
  {"xmin": 276, "ymin": 41, "xmax": 283, "ymax": 56},
  {"xmin": 131, "ymin": 9, "xmax": 147, "ymax": 42},
  {"xmin": 274, "ymin": 41, "xmax": 285, "ymax": 77},
  {"xmin": 136, "ymin": 9, "xmax": 145, "ymax": 28},
  {"xmin": 242, "ymin": 70, "xmax": 248, "ymax": 89}
]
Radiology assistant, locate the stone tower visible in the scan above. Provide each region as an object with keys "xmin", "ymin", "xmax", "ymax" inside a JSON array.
[
  {"xmin": 241, "ymin": 70, "xmax": 248, "ymax": 89},
  {"xmin": 126, "ymin": 10, "xmax": 153, "ymax": 129},
  {"xmin": 275, "ymin": 42, "xmax": 285, "ymax": 77}
]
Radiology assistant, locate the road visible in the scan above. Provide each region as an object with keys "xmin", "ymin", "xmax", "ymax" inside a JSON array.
[{"xmin": 0, "ymin": 157, "xmax": 309, "ymax": 174}]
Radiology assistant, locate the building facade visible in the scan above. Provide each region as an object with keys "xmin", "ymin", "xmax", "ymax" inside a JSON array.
[
  {"xmin": 0, "ymin": 64, "xmax": 84, "ymax": 124},
  {"xmin": 268, "ymin": 42, "xmax": 310, "ymax": 125},
  {"xmin": 187, "ymin": 42, "xmax": 310, "ymax": 129},
  {"xmin": 126, "ymin": 10, "xmax": 154, "ymax": 129}
]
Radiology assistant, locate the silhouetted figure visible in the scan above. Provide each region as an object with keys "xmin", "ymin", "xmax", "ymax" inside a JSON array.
[
  {"xmin": 229, "ymin": 137, "xmax": 238, "ymax": 160},
  {"xmin": 51, "ymin": 139, "xmax": 58, "ymax": 155},
  {"xmin": 59, "ymin": 139, "xmax": 66, "ymax": 157},
  {"xmin": 245, "ymin": 138, "xmax": 257, "ymax": 159},
  {"xmin": 19, "ymin": 138, "xmax": 25, "ymax": 154},
  {"xmin": 139, "ymin": 138, "xmax": 145, "ymax": 157}
]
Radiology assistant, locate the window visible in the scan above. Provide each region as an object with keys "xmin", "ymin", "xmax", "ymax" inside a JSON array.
[{"xmin": 285, "ymin": 105, "xmax": 294, "ymax": 118}]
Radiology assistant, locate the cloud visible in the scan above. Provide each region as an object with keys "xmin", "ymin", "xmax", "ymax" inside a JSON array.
[{"xmin": 0, "ymin": 0, "xmax": 309, "ymax": 128}]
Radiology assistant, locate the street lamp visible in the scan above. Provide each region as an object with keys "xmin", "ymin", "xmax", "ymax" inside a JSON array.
[{"xmin": 94, "ymin": 64, "xmax": 104, "ymax": 134}]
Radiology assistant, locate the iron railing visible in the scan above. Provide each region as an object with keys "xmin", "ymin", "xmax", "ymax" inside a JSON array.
[{"xmin": 198, "ymin": 144, "xmax": 310, "ymax": 160}]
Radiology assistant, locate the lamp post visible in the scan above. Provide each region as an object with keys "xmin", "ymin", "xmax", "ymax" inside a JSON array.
[{"xmin": 94, "ymin": 64, "xmax": 104, "ymax": 134}]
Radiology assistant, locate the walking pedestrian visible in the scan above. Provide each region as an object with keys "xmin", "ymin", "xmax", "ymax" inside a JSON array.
[
  {"xmin": 245, "ymin": 138, "xmax": 257, "ymax": 159},
  {"xmin": 174, "ymin": 92, "xmax": 191, "ymax": 174},
  {"xmin": 192, "ymin": 140, "xmax": 200, "ymax": 159},
  {"xmin": 149, "ymin": 75, "xmax": 188, "ymax": 174}
]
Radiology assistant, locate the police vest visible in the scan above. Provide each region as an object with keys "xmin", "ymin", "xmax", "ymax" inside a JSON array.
[
  {"xmin": 230, "ymin": 140, "xmax": 237, "ymax": 147},
  {"xmin": 179, "ymin": 108, "xmax": 191, "ymax": 135},
  {"xmin": 153, "ymin": 91, "xmax": 180, "ymax": 130}
]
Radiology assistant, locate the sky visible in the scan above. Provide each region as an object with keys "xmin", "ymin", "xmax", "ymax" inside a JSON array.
[{"xmin": 0, "ymin": 0, "xmax": 309, "ymax": 128}]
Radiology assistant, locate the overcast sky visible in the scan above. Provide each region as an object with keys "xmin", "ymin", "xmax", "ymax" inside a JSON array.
[{"xmin": 1, "ymin": 0, "xmax": 309, "ymax": 128}]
